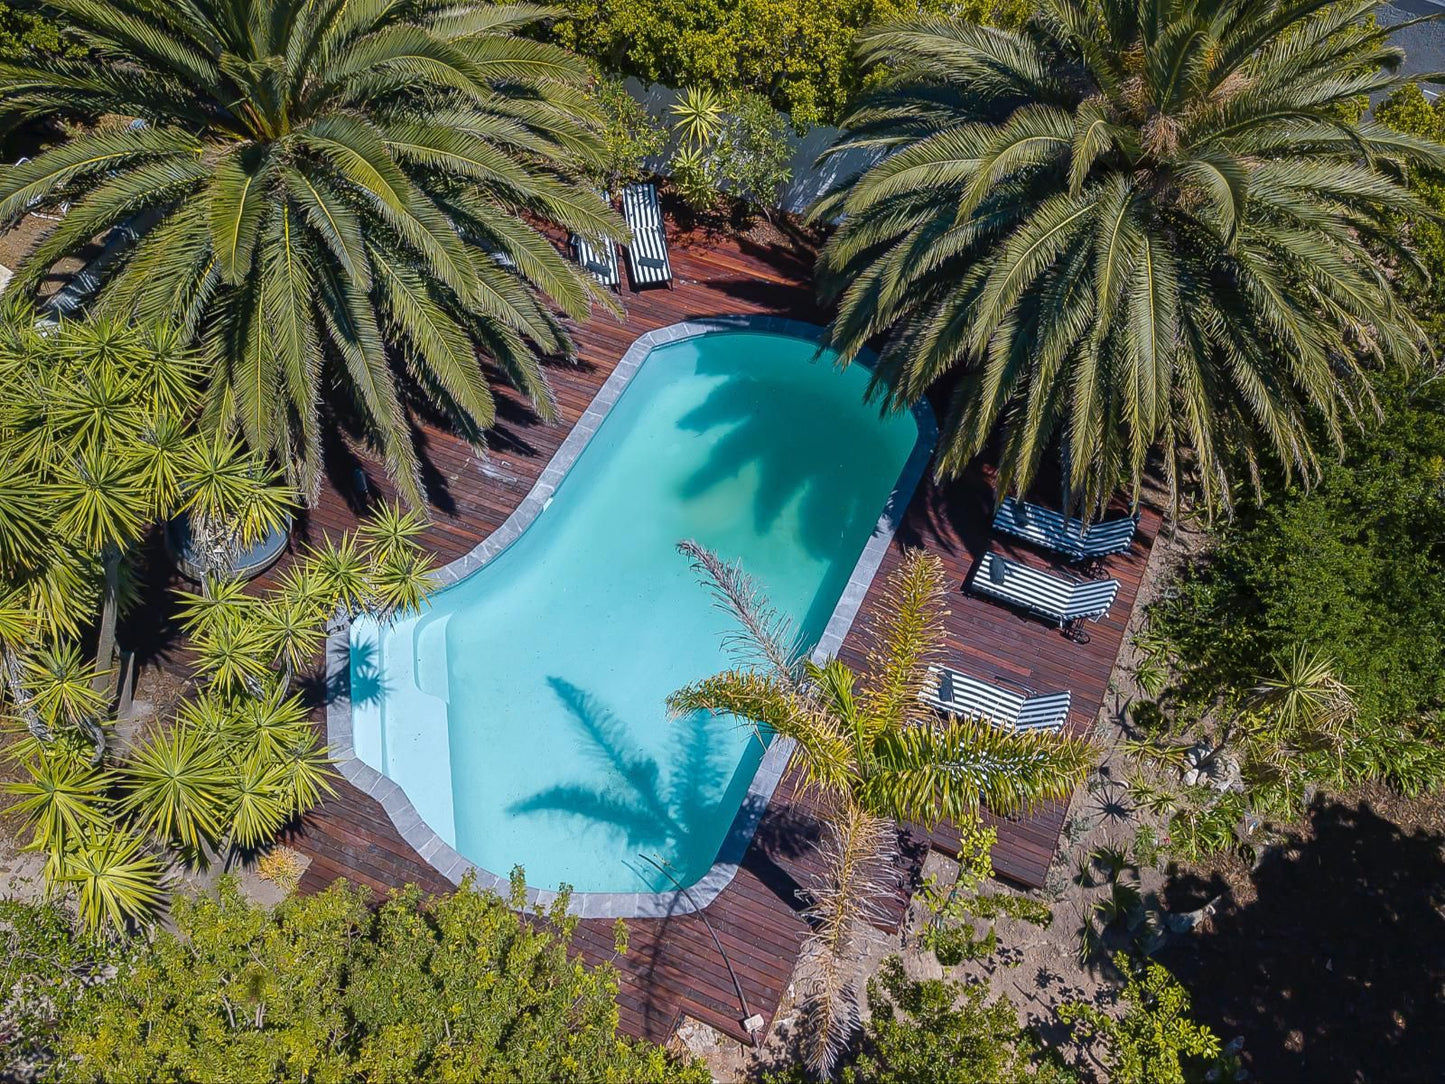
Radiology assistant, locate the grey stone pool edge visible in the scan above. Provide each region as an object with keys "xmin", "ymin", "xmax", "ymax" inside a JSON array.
[{"xmin": 323, "ymin": 316, "xmax": 939, "ymax": 920}]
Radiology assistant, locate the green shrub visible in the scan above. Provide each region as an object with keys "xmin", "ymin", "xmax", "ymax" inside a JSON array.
[
  {"xmin": 839, "ymin": 956, "xmax": 1076, "ymax": 1084},
  {"xmin": 555, "ymin": 0, "xmax": 1030, "ymax": 130},
  {"xmin": 0, "ymin": 1, "xmax": 82, "ymax": 60},
  {"xmin": 48, "ymin": 875, "xmax": 707, "ymax": 1083},
  {"xmin": 588, "ymin": 71, "xmax": 667, "ymax": 189},
  {"xmin": 1155, "ymin": 376, "xmax": 1445, "ymax": 738},
  {"xmin": 1060, "ymin": 954, "xmax": 1227, "ymax": 1084}
]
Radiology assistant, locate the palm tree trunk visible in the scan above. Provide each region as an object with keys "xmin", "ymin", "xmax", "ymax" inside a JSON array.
[{"xmin": 92, "ymin": 543, "xmax": 122, "ymax": 699}]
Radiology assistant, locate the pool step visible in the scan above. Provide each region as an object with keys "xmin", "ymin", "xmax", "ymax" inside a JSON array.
[{"xmin": 413, "ymin": 614, "xmax": 452, "ymax": 701}]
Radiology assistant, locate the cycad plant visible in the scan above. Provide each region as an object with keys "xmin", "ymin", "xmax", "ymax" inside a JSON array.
[
  {"xmin": 3, "ymin": 505, "xmax": 438, "ymax": 933},
  {"xmin": 813, "ymin": 0, "xmax": 1445, "ymax": 517},
  {"xmin": 0, "ymin": 0, "xmax": 625, "ymax": 505},
  {"xmin": 670, "ymin": 542, "xmax": 1092, "ymax": 1075}
]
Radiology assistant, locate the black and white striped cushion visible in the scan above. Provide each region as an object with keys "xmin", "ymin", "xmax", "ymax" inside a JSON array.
[
  {"xmin": 622, "ymin": 183, "xmax": 672, "ymax": 285},
  {"xmin": 921, "ymin": 665, "xmax": 1070, "ymax": 732},
  {"xmin": 571, "ymin": 233, "xmax": 619, "ymax": 286},
  {"xmin": 972, "ymin": 552, "xmax": 1119, "ymax": 625},
  {"xmin": 993, "ymin": 496, "xmax": 1138, "ymax": 560}
]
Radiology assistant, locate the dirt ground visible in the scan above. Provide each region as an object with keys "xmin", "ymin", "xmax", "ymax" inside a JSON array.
[{"xmin": 0, "ymin": 213, "xmax": 108, "ymax": 300}]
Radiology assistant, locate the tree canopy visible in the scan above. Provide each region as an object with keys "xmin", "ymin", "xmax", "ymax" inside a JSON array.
[
  {"xmin": 0, "ymin": 0, "xmax": 625, "ymax": 508},
  {"xmin": 813, "ymin": 0, "xmax": 1444, "ymax": 517},
  {"xmin": 8, "ymin": 875, "xmax": 706, "ymax": 1082}
]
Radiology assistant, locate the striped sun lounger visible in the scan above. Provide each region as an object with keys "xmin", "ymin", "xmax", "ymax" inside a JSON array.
[
  {"xmin": 993, "ymin": 496, "xmax": 1139, "ymax": 562},
  {"xmin": 621, "ymin": 182, "xmax": 673, "ymax": 289},
  {"xmin": 571, "ymin": 230, "xmax": 620, "ymax": 288},
  {"xmin": 968, "ymin": 551, "xmax": 1120, "ymax": 642},
  {"xmin": 920, "ymin": 665, "xmax": 1071, "ymax": 732}
]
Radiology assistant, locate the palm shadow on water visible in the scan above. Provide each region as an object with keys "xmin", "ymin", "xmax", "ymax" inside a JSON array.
[
  {"xmin": 507, "ymin": 677, "xmax": 735, "ymax": 886},
  {"xmin": 674, "ymin": 352, "xmax": 904, "ymax": 564},
  {"xmin": 507, "ymin": 677, "xmax": 821, "ymax": 907},
  {"xmin": 337, "ymin": 636, "xmax": 389, "ymax": 709},
  {"xmin": 1158, "ymin": 799, "xmax": 1445, "ymax": 1082}
]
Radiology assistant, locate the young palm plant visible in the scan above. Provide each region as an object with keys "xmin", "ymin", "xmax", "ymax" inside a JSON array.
[
  {"xmin": 0, "ymin": 0, "xmax": 626, "ymax": 506},
  {"xmin": 812, "ymin": 0, "xmax": 1445, "ymax": 517},
  {"xmin": 669, "ymin": 541, "xmax": 1093, "ymax": 1075}
]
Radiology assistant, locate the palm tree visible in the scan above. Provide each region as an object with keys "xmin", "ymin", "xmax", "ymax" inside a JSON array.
[
  {"xmin": 812, "ymin": 0, "xmax": 1444, "ymax": 517},
  {"xmin": 0, "ymin": 0, "xmax": 624, "ymax": 506},
  {"xmin": 670, "ymin": 541, "xmax": 1092, "ymax": 1075}
]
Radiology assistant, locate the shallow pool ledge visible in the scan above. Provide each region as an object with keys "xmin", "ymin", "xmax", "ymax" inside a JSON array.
[{"xmin": 324, "ymin": 316, "xmax": 938, "ymax": 919}]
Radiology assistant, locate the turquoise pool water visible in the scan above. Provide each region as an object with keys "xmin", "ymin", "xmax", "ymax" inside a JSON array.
[{"xmin": 349, "ymin": 330, "xmax": 920, "ymax": 894}]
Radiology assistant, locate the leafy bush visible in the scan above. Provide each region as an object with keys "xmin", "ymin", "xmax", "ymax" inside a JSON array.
[
  {"xmin": 1154, "ymin": 376, "xmax": 1445, "ymax": 743},
  {"xmin": 0, "ymin": 2, "xmax": 82, "ymax": 60},
  {"xmin": 588, "ymin": 72, "xmax": 667, "ymax": 189},
  {"xmin": 838, "ymin": 956, "xmax": 1076, "ymax": 1084},
  {"xmin": 555, "ymin": 0, "xmax": 1030, "ymax": 130},
  {"xmin": 1060, "ymin": 954, "xmax": 1227, "ymax": 1084},
  {"xmin": 48, "ymin": 874, "xmax": 707, "ymax": 1083},
  {"xmin": 665, "ymin": 89, "xmax": 793, "ymax": 216},
  {"xmin": 0, "ymin": 898, "xmax": 118, "ymax": 1078}
]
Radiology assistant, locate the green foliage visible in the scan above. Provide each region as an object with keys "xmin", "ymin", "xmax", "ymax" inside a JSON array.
[
  {"xmin": 1375, "ymin": 83, "xmax": 1445, "ymax": 340},
  {"xmin": 710, "ymin": 91, "xmax": 793, "ymax": 212},
  {"xmin": 670, "ymin": 86, "xmax": 726, "ymax": 149},
  {"xmin": 0, "ymin": 1, "xmax": 82, "ymax": 60},
  {"xmin": 1060, "ymin": 954, "xmax": 1225, "ymax": 1084},
  {"xmin": 50, "ymin": 876, "xmax": 707, "ymax": 1083},
  {"xmin": 3, "ymin": 503, "xmax": 437, "ymax": 933},
  {"xmin": 0, "ymin": 898, "xmax": 118, "ymax": 1078},
  {"xmin": 812, "ymin": 1, "xmax": 1442, "ymax": 518},
  {"xmin": 0, "ymin": 0, "xmax": 623, "ymax": 508},
  {"xmin": 555, "ymin": 0, "xmax": 1024, "ymax": 131},
  {"xmin": 665, "ymin": 89, "xmax": 792, "ymax": 216},
  {"xmin": 588, "ymin": 72, "xmax": 667, "ymax": 189},
  {"xmin": 675, "ymin": 545, "xmax": 1092, "ymax": 1074},
  {"xmin": 1152, "ymin": 377, "xmax": 1445, "ymax": 812},
  {"xmin": 0, "ymin": 312, "xmax": 286, "ymax": 663},
  {"xmin": 1131, "ymin": 825, "xmax": 1161, "ymax": 868},
  {"xmin": 837, "ymin": 956, "xmax": 1077, "ymax": 1083},
  {"xmin": 919, "ymin": 816, "xmax": 1052, "ymax": 965}
]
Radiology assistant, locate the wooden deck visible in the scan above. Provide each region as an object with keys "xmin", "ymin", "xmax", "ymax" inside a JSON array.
[{"xmin": 170, "ymin": 219, "xmax": 1154, "ymax": 1046}]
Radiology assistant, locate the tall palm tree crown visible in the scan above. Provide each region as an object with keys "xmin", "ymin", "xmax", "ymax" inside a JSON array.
[
  {"xmin": 814, "ymin": 0, "xmax": 1445, "ymax": 515},
  {"xmin": 0, "ymin": 0, "xmax": 624, "ymax": 506}
]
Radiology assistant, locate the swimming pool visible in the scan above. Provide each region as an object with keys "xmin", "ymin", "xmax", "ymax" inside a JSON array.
[{"xmin": 333, "ymin": 319, "xmax": 932, "ymax": 913}]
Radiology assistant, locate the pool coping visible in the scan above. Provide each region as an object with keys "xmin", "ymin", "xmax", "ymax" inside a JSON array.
[{"xmin": 324, "ymin": 316, "xmax": 937, "ymax": 919}]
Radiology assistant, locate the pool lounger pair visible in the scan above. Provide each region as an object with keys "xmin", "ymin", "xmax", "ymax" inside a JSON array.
[
  {"xmin": 992, "ymin": 495, "xmax": 1139, "ymax": 562},
  {"xmin": 621, "ymin": 182, "xmax": 673, "ymax": 289},
  {"xmin": 920, "ymin": 665, "xmax": 1071, "ymax": 732},
  {"xmin": 969, "ymin": 551, "xmax": 1120, "ymax": 642}
]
